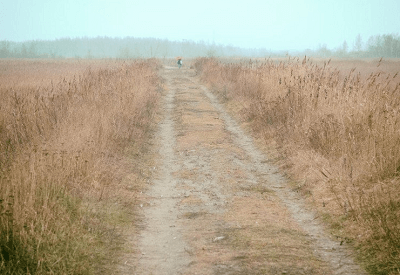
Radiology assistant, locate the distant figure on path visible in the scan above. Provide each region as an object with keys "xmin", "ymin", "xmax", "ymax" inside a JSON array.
[{"xmin": 177, "ymin": 57, "xmax": 183, "ymax": 69}]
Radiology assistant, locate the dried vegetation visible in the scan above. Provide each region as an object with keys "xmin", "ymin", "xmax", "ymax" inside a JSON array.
[
  {"xmin": 0, "ymin": 59, "xmax": 161, "ymax": 274},
  {"xmin": 195, "ymin": 57, "xmax": 400, "ymax": 275}
]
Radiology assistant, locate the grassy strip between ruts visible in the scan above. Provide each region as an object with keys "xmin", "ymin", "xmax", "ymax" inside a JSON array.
[
  {"xmin": 194, "ymin": 57, "xmax": 400, "ymax": 275},
  {"xmin": 0, "ymin": 58, "xmax": 162, "ymax": 274}
]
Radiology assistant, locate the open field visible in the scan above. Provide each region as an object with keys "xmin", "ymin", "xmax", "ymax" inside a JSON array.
[
  {"xmin": 0, "ymin": 59, "xmax": 161, "ymax": 273},
  {"xmin": 195, "ymin": 57, "xmax": 400, "ymax": 274},
  {"xmin": 1, "ymin": 57, "xmax": 398, "ymax": 274},
  {"xmin": 0, "ymin": 59, "xmax": 128, "ymax": 88}
]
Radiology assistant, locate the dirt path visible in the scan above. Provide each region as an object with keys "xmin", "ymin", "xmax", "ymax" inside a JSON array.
[{"xmin": 131, "ymin": 66, "xmax": 366, "ymax": 274}]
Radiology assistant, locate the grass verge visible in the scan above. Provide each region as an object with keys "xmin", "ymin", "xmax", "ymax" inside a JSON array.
[
  {"xmin": 0, "ymin": 58, "xmax": 161, "ymax": 274},
  {"xmin": 194, "ymin": 57, "xmax": 400, "ymax": 275}
]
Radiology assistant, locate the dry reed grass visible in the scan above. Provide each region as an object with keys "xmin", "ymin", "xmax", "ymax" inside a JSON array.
[
  {"xmin": 195, "ymin": 57, "xmax": 400, "ymax": 275},
  {"xmin": 0, "ymin": 59, "xmax": 161, "ymax": 273}
]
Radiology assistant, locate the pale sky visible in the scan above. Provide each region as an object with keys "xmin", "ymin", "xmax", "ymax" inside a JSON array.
[{"xmin": 1, "ymin": 0, "xmax": 399, "ymax": 51}]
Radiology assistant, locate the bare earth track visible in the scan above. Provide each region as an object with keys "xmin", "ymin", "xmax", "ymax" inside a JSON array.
[{"xmin": 128, "ymin": 66, "xmax": 366, "ymax": 274}]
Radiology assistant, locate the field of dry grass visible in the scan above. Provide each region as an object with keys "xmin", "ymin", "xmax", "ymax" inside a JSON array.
[
  {"xmin": 195, "ymin": 57, "xmax": 400, "ymax": 275},
  {"xmin": 0, "ymin": 59, "xmax": 161, "ymax": 273}
]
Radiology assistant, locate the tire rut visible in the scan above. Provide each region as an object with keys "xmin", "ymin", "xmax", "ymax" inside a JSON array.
[
  {"xmin": 199, "ymin": 84, "xmax": 366, "ymax": 275},
  {"xmin": 136, "ymin": 71, "xmax": 191, "ymax": 274}
]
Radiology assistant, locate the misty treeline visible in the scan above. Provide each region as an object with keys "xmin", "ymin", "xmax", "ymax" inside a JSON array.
[
  {"xmin": 312, "ymin": 33, "xmax": 400, "ymax": 58},
  {"xmin": 0, "ymin": 37, "xmax": 270, "ymax": 59},
  {"xmin": 1, "ymin": 34, "xmax": 399, "ymax": 59}
]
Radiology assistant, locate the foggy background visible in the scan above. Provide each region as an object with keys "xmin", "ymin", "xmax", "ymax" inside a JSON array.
[
  {"xmin": 1, "ymin": 0, "xmax": 399, "ymax": 58},
  {"xmin": 1, "ymin": 34, "xmax": 400, "ymax": 58}
]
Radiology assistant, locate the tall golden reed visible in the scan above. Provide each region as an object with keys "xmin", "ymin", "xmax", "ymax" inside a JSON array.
[
  {"xmin": 0, "ymin": 59, "xmax": 161, "ymax": 273},
  {"xmin": 195, "ymin": 57, "xmax": 400, "ymax": 275}
]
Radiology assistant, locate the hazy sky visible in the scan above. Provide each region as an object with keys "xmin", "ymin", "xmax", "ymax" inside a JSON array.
[{"xmin": 1, "ymin": 0, "xmax": 399, "ymax": 51}]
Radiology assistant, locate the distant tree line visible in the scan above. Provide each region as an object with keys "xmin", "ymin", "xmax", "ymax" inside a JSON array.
[
  {"xmin": 310, "ymin": 33, "xmax": 400, "ymax": 58},
  {"xmin": 1, "ymin": 34, "xmax": 399, "ymax": 59},
  {"xmin": 0, "ymin": 37, "xmax": 272, "ymax": 59}
]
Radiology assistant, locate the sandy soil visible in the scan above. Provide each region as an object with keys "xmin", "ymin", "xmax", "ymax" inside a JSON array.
[{"xmin": 124, "ymin": 66, "xmax": 366, "ymax": 274}]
